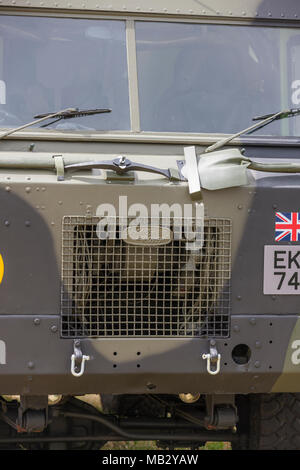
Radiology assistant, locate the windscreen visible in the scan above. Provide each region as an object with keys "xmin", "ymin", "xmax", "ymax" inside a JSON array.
[
  {"xmin": 136, "ymin": 21, "xmax": 300, "ymax": 136},
  {"xmin": 0, "ymin": 16, "xmax": 130, "ymax": 131}
]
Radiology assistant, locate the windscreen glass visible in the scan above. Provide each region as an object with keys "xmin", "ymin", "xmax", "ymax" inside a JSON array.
[
  {"xmin": 136, "ymin": 21, "xmax": 300, "ymax": 136},
  {"xmin": 0, "ymin": 16, "xmax": 130, "ymax": 131}
]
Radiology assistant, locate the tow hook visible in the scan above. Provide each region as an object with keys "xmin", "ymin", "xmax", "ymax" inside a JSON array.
[
  {"xmin": 71, "ymin": 340, "xmax": 90, "ymax": 377},
  {"xmin": 202, "ymin": 340, "xmax": 221, "ymax": 375}
]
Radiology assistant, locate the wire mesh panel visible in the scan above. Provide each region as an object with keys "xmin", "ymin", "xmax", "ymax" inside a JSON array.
[{"xmin": 61, "ymin": 216, "xmax": 231, "ymax": 338}]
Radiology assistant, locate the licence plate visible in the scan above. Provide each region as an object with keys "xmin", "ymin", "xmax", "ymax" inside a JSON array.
[{"xmin": 264, "ymin": 245, "xmax": 300, "ymax": 294}]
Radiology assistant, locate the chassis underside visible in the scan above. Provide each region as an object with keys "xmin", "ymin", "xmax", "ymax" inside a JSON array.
[{"xmin": 0, "ymin": 394, "xmax": 241, "ymax": 450}]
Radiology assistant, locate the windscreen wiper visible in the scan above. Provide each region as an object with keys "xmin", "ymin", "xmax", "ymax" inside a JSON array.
[
  {"xmin": 0, "ymin": 107, "xmax": 111, "ymax": 140},
  {"xmin": 36, "ymin": 107, "xmax": 111, "ymax": 128},
  {"xmin": 204, "ymin": 107, "xmax": 300, "ymax": 154}
]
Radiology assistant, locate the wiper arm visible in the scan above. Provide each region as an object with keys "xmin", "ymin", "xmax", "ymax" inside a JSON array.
[
  {"xmin": 0, "ymin": 107, "xmax": 77, "ymax": 140},
  {"xmin": 0, "ymin": 107, "xmax": 111, "ymax": 140},
  {"xmin": 35, "ymin": 107, "xmax": 111, "ymax": 128},
  {"xmin": 204, "ymin": 107, "xmax": 300, "ymax": 154}
]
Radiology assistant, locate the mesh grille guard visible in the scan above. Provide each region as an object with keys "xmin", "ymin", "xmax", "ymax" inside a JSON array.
[{"xmin": 61, "ymin": 216, "xmax": 231, "ymax": 338}]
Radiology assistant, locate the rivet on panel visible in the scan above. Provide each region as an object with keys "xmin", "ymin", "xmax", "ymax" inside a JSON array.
[
  {"xmin": 51, "ymin": 325, "xmax": 58, "ymax": 333},
  {"xmin": 5, "ymin": 187, "xmax": 11, "ymax": 192},
  {"xmin": 237, "ymin": 204, "xmax": 243, "ymax": 210},
  {"xmin": 58, "ymin": 201, "xmax": 63, "ymax": 205},
  {"xmin": 249, "ymin": 318, "xmax": 256, "ymax": 325},
  {"xmin": 25, "ymin": 187, "xmax": 31, "ymax": 193},
  {"xmin": 236, "ymin": 295, "xmax": 242, "ymax": 301},
  {"xmin": 25, "ymin": 221, "xmax": 31, "ymax": 227},
  {"xmin": 33, "ymin": 318, "xmax": 40, "ymax": 326},
  {"xmin": 28, "ymin": 362, "xmax": 35, "ymax": 369},
  {"xmin": 254, "ymin": 361, "xmax": 261, "ymax": 368},
  {"xmin": 4, "ymin": 221, "xmax": 10, "ymax": 227},
  {"xmin": 146, "ymin": 382, "xmax": 156, "ymax": 390},
  {"xmin": 255, "ymin": 341, "xmax": 261, "ymax": 349},
  {"xmin": 233, "ymin": 325, "xmax": 240, "ymax": 333}
]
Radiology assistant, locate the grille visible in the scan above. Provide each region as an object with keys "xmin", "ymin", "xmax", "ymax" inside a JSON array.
[{"xmin": 61, "ymin": 216, "xmax": 231, "ymax": 338}]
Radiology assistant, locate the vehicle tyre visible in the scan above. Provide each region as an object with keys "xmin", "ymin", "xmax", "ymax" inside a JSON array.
[{"xmin": 233, "ymin": 393, "xmax": 300, "ymax": 450}]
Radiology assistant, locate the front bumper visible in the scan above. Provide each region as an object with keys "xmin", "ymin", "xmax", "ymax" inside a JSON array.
[{"xmin": 0, "ymin": 314, "xmax": 297, "ymax": 395}]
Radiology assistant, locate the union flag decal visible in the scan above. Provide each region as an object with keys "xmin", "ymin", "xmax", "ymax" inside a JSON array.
[{"xmin": 275, "ymin": 212, "xmax": 300, "ymax": 242}]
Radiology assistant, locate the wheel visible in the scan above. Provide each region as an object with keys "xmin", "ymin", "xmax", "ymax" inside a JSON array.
[{"xmin": 233, "ymin": 393, "xmax": 300, "ymax": 450}]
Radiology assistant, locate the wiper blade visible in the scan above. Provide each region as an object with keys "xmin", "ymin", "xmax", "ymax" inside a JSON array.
[
  {"xmin": 204, "ymin": 107, "xmax": 300, "ymax": 154},
  {"xmin": 35, "ymin": 107, "xmax": 111, "ymax": 128},
  {"xmin": 252, "ymin": 107, "xmax": 300, "ymax": 121},
  {"xmin": 34, "ymin": 108, "xmax": 111, "ymax": 119},
  {"xmin": 0, "ymin": 107, "xmax": 111, "ymax": 140}
]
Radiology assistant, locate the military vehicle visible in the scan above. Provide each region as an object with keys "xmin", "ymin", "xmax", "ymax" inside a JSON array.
[{"xmin": 1, "ymin": 0, "xmax": 300, "ymax": 451}]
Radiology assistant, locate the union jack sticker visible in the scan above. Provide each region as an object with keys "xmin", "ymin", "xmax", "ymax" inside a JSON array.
[{"xmin": 275, "ymin": 212, "xmax": 300, "ymax": 242}]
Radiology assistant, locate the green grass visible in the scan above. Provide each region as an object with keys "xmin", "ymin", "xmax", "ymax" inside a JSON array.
[{"xmin": 101, "ymin": 441, "xmax": 231, "ymax": 450}]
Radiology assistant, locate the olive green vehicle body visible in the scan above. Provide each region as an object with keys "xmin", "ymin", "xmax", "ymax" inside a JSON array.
[{"xmin": 0, "ymin": 0, "xmax": 300, "ymax": 399}]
